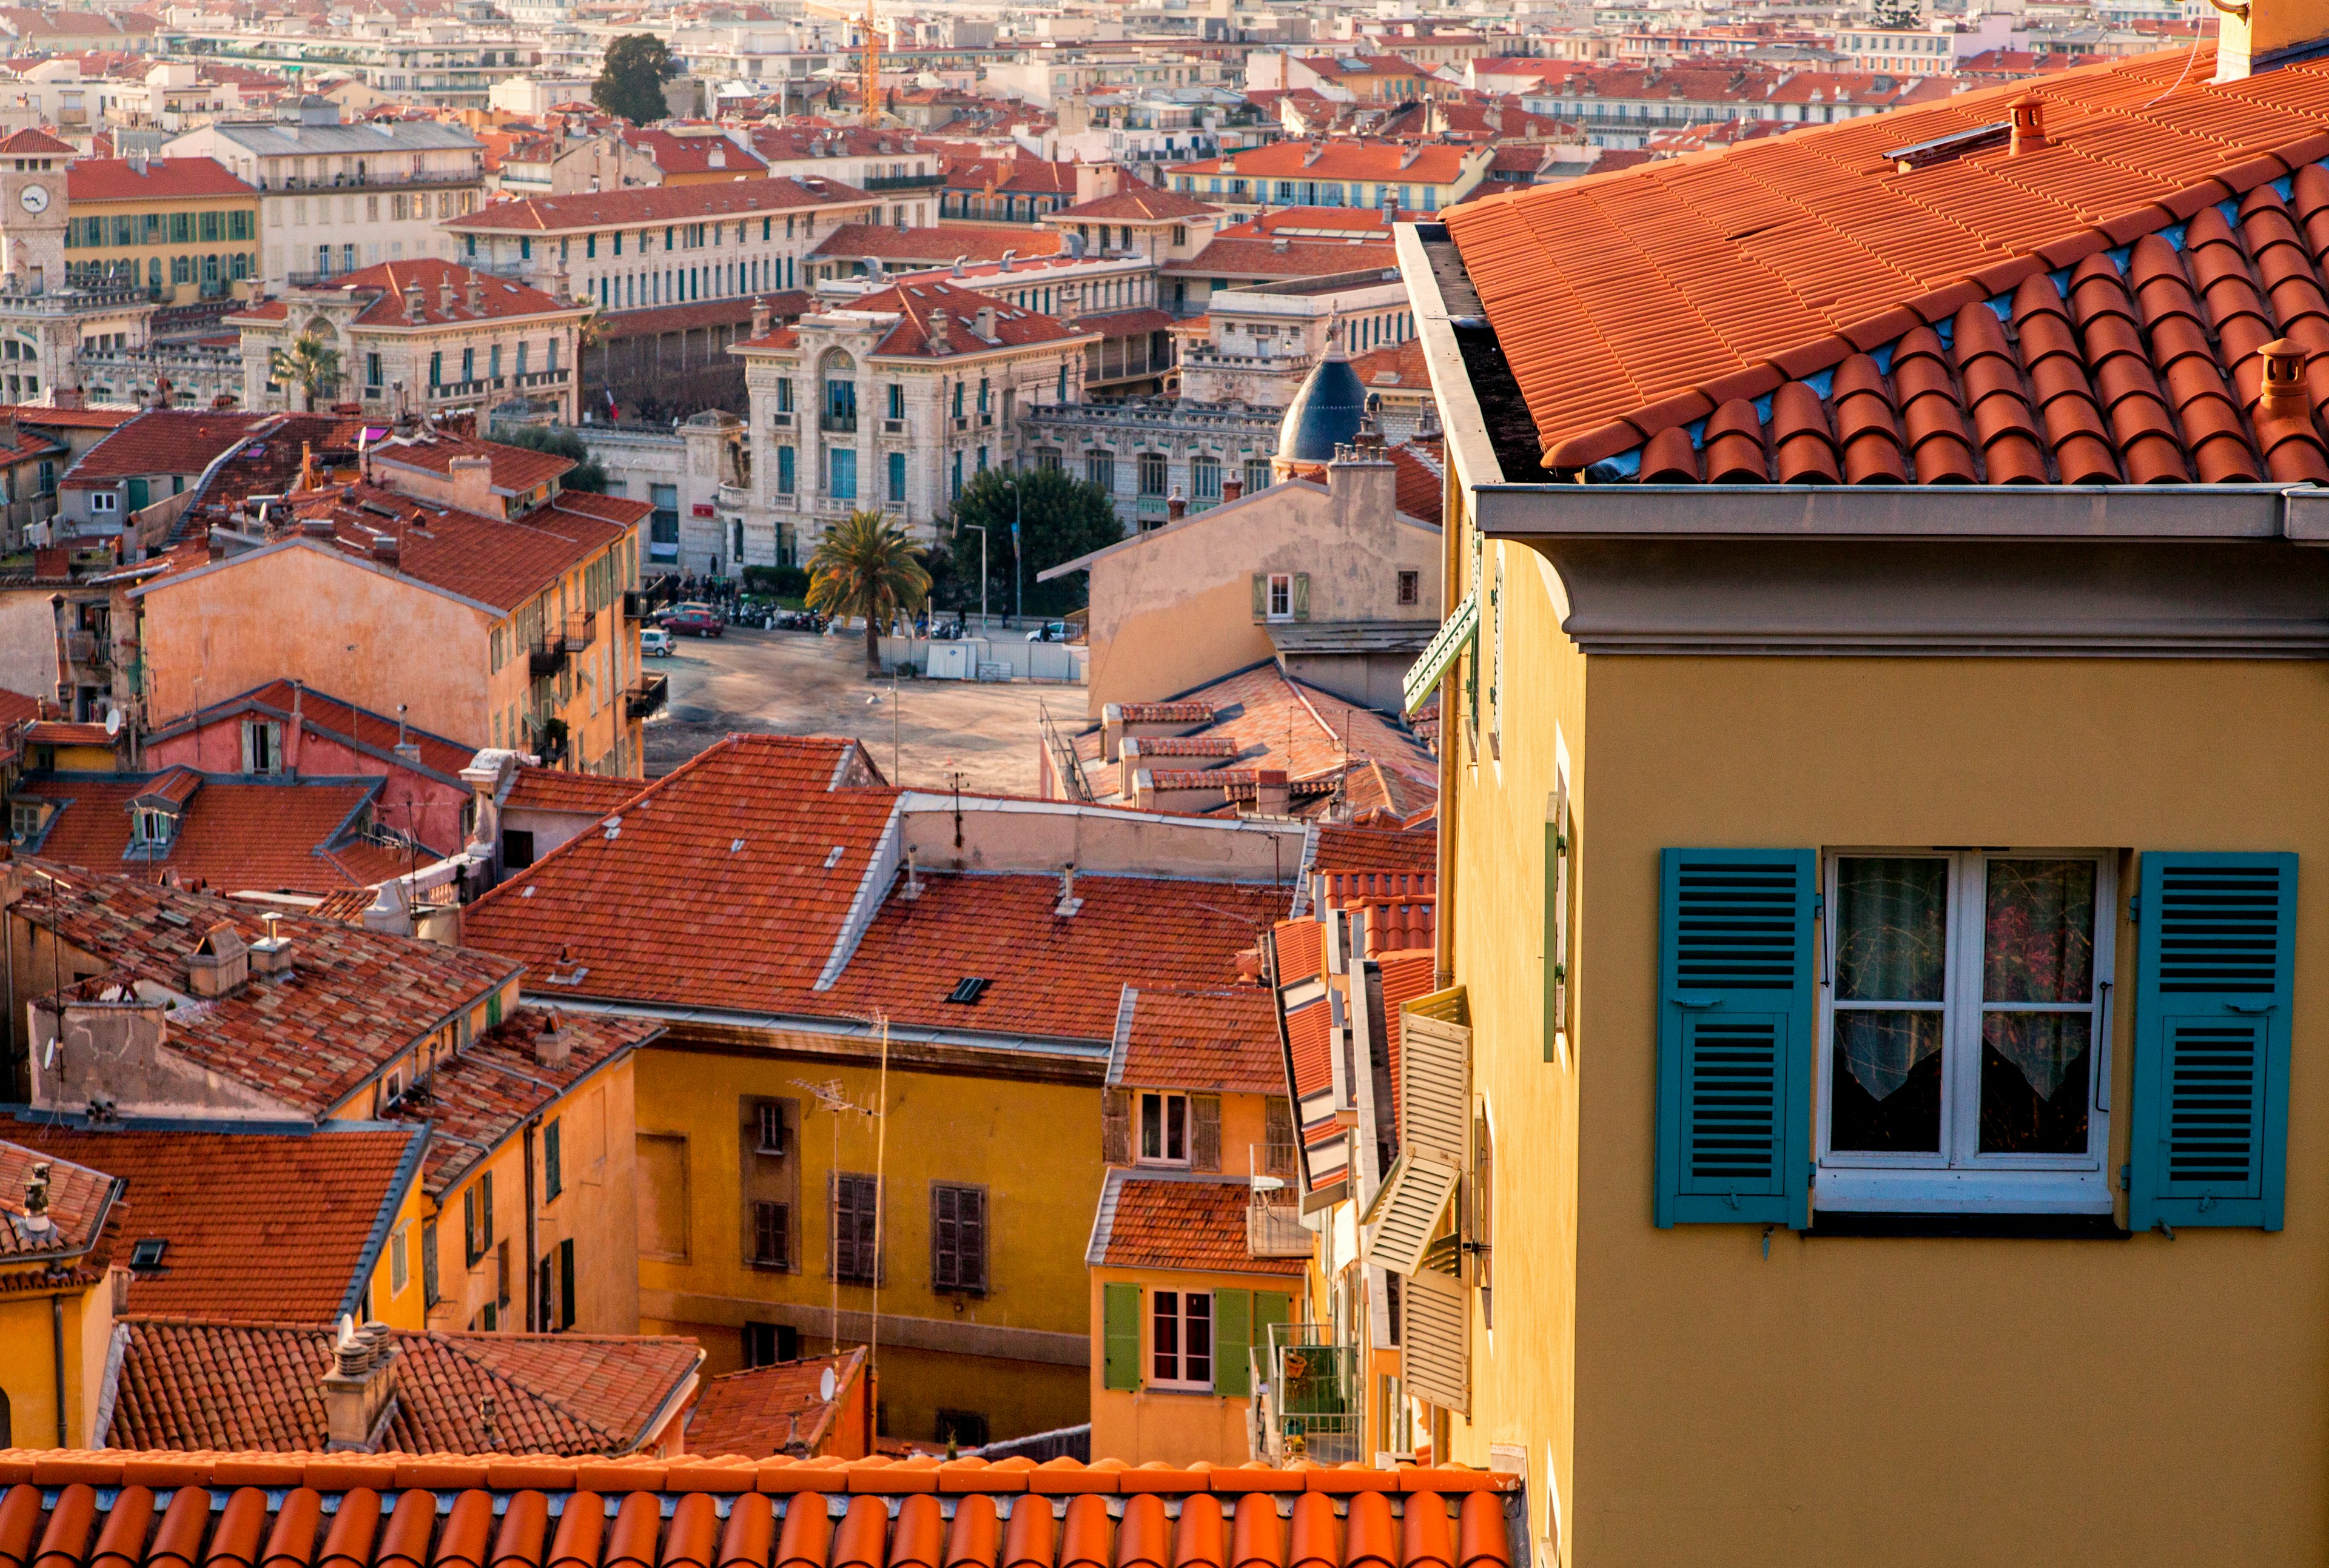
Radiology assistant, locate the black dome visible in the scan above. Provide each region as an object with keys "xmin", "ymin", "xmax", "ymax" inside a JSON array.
[{"xmin": 1277, "ymin": 353, "xmax": 1366, "ymax": 463}]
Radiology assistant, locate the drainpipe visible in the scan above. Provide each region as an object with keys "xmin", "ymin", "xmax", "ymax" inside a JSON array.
[
  {"xmin": 52, "ymin": 1292, "xmax": 66, "ymax": 1445},
  {"xmin": 522, "ymin": 1116, "xmax": 539, "ymax": 1332}
]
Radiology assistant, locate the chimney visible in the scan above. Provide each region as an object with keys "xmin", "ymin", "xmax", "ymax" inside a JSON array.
[
  {"xmin": 447, "ymin": 454, "xmax": 497, "ymax": 516},
  {"xmin": 19, "ymin": 1163, "xmax": 52, "ymax": 1242},
  {"xmin": 369, "ymin": 532, "xmax": 400, "ymax": 566},
  {"xmin": 464, "ymin": 272, "xmax": 484, "ymax": 312},
  {"xmin": 749, "ymin": 295, "xmax": 771, "ymax": 338},
  {"xmin": 1254, "ymin": 768, "xmax": 1290, "ymax": 818},
  {"xmin": 403, "ymin": 284, "xmax": 425, "ymax": 322},
  {"xmin": 185, "ymin": 922, "xmax": 250, "ymax": 998},
  {"xmin": 1054, "ymin": 862, "xmax": 1083, "ymax": 917},
  {"xmin": 1100, "ymin": 702, "xmax": 1124, "ymax": 762},
  {"xmin": 439, "ymin": 278, "xmax": 457, "ymax": 313},
  {"xmin": 2261, "ymin": 337, "xmax": 2309, "ymax": 421},
  {"xmin": 1222, "ymin": 474, "xmax": 1244, "ymax": 502},
  {"xmin": 902, "ymin": 845, "xmax": 923, "ymax": 900},
  {"xmin": 973, "ymin": 303, "xmax": 996, "ymax": 340},
  {"xmin": 320, "ymin": 1316, "xmax": 398, "ymax": 1452},
  {"xmin": 2008, "ymin": 93, "xmax": 2046, "ymax": 155},
  {"xmin": 1166, "ymin": 487, "xmax": 1186, "ymax": 520},
  {"xmin": 206, "ymin": 526, "xmax": 227, "ymax": 561},
  {"xmin": 534, "ymin": 1007, "xmax": 570, "ymax": 1068},
  {"xmin": 928, "ymin": 309, "xmax": 952, "ymax": 354},
  {"xmin": 2212, "ymin": 0, "xmax": 2325, "ymax": 81},
  {"xmin": 250, "ymin": 910, "xmax": 294, "ymax": 975}
]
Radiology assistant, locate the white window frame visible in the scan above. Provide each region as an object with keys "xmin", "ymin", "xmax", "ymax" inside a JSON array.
[
  {"xmin": 130, "ymin": 806, "xmax": 173, "ymax": 847},
  {"xmin": 1137, "ymin": 1090, "xmax": 1190, "ymax": 1166},
  {"xmin": 89, "ymin": 491, "xmax": 118, "ymax": 514},
  {"xmin": 1150, "ymin": 1287, "xmax": 1213, "ymax": 1390},
  {"xmin": 1267, "ymin": 572, "xmax": 1293, "ymax": 621},
  {"xmin": 1815, "ymin": 848, "xmax": 2117, "ymax": 1215}
]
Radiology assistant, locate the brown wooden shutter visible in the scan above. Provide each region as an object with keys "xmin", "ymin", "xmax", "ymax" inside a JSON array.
[
  {"xmin": 1102, "ymin": 1088, "xmax": 1131, "ymax": 1165},
  {"xmin": 1191, "ymin": 1094, "xmax": 1222, "ymax": 1172},
  {"xmin": 1264, "ymin": 1096, "xmax": 1296, "ymax": 1177}
]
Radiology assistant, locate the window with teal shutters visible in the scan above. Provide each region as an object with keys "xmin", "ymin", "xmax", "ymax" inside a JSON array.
[
  {"xmin": 1655, "ymin": 848, "xmax": 1816, "ymax": 1228},
  {"xmin": 2128, "ymin": 851, "xmax": 2297, "ymax": 1232},
  {"xmin": 1102, "ymin": 1282, "xmax": 1142, "ymax": 1390}
]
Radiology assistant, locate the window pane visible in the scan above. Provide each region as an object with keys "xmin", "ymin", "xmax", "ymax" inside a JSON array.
[
  {"xmin": 1154, "ymin": 1290, "xmax": 1179, "ymax": 1380},
  {"xmin": 1979, "ymin": 1013, "xmax": 2091, "ymax": 1154},
  {"xmin": 1830, "ymin": 1011, "xmax": 1943, "ymax": 1151},
  {"xmin": 1141, "ymin": 1095, "xmax": 1160, "ymax": 1158},
  {"xmin": 1834, "ymin": 857, "xmax": 1948, "ymax": 1001},
  {"xmin": 1167, "ymin": 1096, "xmax": 1185, "ymax": 1160},
  {"xmin": 1185, "ymin": 1293, "xmax": 1212, "ymax": 1384},
  {"xmin": 1983, "ymin": 859, "xmax": 2095, "ymax": 1003}
]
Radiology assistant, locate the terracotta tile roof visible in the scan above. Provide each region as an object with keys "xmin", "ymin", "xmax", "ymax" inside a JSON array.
[
  {"xmin": 0, "ymin": 1140, "xmax": 117, "ymax": 1267},
  {"xmin": 104, "ymin": 1319, "xmax": 702, "ymax": 1455},
  {"xmin": 623, "ymin": 126, "xmax": 770, "ymax": 177},
  {"xmin": 819, "ymin": 870, "xmax": 1288, "ymax": 1044},
  {"xmin": 0, "ymin": 1116, "xmax": 421, "ymax": 1320},
  {"xmin": 69, "ymin": 157, "xmax": 255, "ymax": 203},
  {"xmin": 747, "ymin": 126, "xmax": 935, "ymax": 161},
  {"xmin": 1312, "ymin": 824, "xmax": 1437, "ymax": 879},
  {"xmin": 12, "ymin": 865, "xmax": 520, "ymax": 1119},
  {"xmin": 1111, "ymin": 985, "xmax": 1283, "ymax": 1093},
  {"xmin": 62, "ymin": 410, "xmax": 272, "ymax": 484},
  {"xmin": 454, "ymin": 176, "xmax": 868, "ymax": 233},
  {"xmin": 1387, "ymin": 442, "xmax": 1443, "ymax": 526},
  {"xmin": 503, "ymin": 766, "xmax": 649, "ymax": 815},
  {"xmin": 1272, "ymin": 917, "xmax": 1323, "ymax": 985},
  {"xmin": 19, "ymin": 774, "xmax": 413, "ymax": 895},
  {"xmin": 219, "ymin": 480, "xmax": 639, "ymax": 615},
  {"xmin": 27, "ymin": 722, "xmax": 112, "ymax": 747},
  {"xmin": 152, "ymin": 680, "xmax": 477, "ymax": 783},
  {"xmin": 942, "ymin": 153, "xmax": 1082, "ymax": 196},
  {"xmin": 380, "ymin": 1006, "xmax": 659, "ymax": 1198},
  {"xmin": 1350, "ymin": 336, "xmax": 1431, "ymax": 390},
  {"xmin": 0, "ymin": 403, "xmax": 138, "ymax": 430},
  {"xmin": 808, "ymin": 223, "xmax": 1063, "ymax": 265},
  {"xmin": 849, "ymin": 279, "xmax": 1088, "ymax": 358},
  {"xmin": 0, "ymin": 1456, "xmax": 1522, "ymax": 1549},
  {"xmin": 1166, "ymin": 236, "xmax": 1398, "ymax": 283},
  {"xmin": 1352, "ymin": 896, "xmax": 1434, "ymax": 959},
  {"xmin": 685, "ymin": 1347, "xmax": 866, "ymax": 1459},
  {"xmin": 0, "ymin": 687, "xmax": 41, "ymax": 726},
  {"xmin": 1092, "ymin": 1172, "xmax": 1305, "ymax": 1276},
  {"xmin": 1372, "ymin": 101, "xmax": 1575, "ymax": 142},
  {"xmin": 366, "ymin": 430, "xmax": 572, "ymax": 495},
  {"xmin": 1077, "ymin": 307, "xmax": 1178, "ymax": 337},
  {"xmin": 0, "ymin": 127, "xmax": 72, "ymax": 153},
  {"xmin": 230, "ymin": 260, "xmax": 576, "ymax": 331},
  {"xmin": 1050, "ymin": 186, "xmax": 1219, "ymax": 222},
  {"xmin": 1173, "ymin": 139, "xmax": 1479, "ymax": 185},
  {"xmin": 463, "ymin": 735, "xmax": 896, "ymax": 1016},
  {"xmin": 1443, "ymin": 47, "xmax": 2329, "ymax": 475},
  {"xmin": 1376, "ymin": 950, "xmax": 1438, "ymax": 1130}
]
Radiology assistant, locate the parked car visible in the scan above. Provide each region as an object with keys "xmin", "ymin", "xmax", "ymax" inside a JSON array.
[
  {"xmin": 657, "ymin": 600, "xmax": 714, "ymax": 626},
  {"xmin": 1026, "ymin": 620, "xmax": 1072, "ymax": 643},
  {"xmin": 640, "ymin": 627, "xmax": 674, "ymax": 657},
  {"xmin": 664, "ymin": 606, "xmax": 724, "ymax": 638}
]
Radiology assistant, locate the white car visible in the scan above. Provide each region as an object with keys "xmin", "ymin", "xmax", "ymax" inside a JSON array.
[{"xmin": 640, "ymin": 627, "xmax": 675, "ymax": 657}]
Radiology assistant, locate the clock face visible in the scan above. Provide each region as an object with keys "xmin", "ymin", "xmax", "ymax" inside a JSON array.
[{"xmin": 18, "ymin": 184, "xmax": 46, "ymax": 215}]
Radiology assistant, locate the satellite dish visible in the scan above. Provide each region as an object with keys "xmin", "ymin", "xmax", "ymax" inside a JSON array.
[
  {"xmin": 819, "ymin": 1366, "xmax": 837, "ymax": 1402},
  {"xmin": 104, "ymin": 706, "xmax": 122, "ymax": 737}
]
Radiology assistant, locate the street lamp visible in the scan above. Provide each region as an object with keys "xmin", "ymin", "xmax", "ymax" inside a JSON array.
[{"xmin": 960, "ymin": 523, "xmax": 988, "ymax": 629}]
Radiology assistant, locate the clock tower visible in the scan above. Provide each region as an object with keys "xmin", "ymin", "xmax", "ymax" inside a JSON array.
[{"xmin": 0, "ymin": 129, "xmax": 73, "ymax": 295}]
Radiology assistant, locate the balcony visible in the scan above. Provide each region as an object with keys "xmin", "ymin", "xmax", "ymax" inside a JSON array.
[
  {"xmin": 770, "ymin": 410, "xmax": 794, "ymax": 429},
  {"xmin": 64, "ymin": 630, "xmax": 107, "ymax": 669},
  {"xmin": 1252, "ymin": 1323, "xmax": 1362, "ymax": 1466},
  {"xmin": 622, "ymin": 589, "xmax": 649, "ymax": 622},
  {"xmin": 623, "ymin": 671, "xmax": 669, "ymax": 720},
  {"xmin": 716, "ymin": 483, "xmax": 750, "ymax": 513},
  {"xmin": 562, "ymin": 611, "xmax": 596, "ymax": 652},
  {"xmin": 1246, "ymin": 1189, "xmax": 1309, "ymax": 1259},
  {"xmin": 881, "ymin": 418, "xmax": 906, "ymax": 435},
  {"xmin": 516, "ymin": 367, "xmax": 570, "ymax": 388},
  {"xmin": 861, "ymin": 172, "xmax": 944, "ymax": 192},
  {"xmin": 820, "ymin": 412, "xmax": 858, "ymax": 434},
  {"xmin": 528, "ymin": 638, "xmax": 566, "ymax": 678}
]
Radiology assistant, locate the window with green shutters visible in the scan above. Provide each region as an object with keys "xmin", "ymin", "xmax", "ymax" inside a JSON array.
[
  {"xmin": 2128, "ymin": 851, "xmax": 2297, "ymax": 1232},
  {"xmin": 545, "ymin": 1117, "xmax": 562, "ymax": 1200},
  {"xmin": 1655, "ymin": 849, "xmax": 1817, "ymax": 1228},
  {"xmin": 1102, "ymin": 1281, "xmax": 1141, "ymax": 1390}
]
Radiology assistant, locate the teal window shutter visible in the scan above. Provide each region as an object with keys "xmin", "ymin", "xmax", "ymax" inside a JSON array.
[
  {"xmin": 1102, "ymin": 1282, "xmax": 1142, "ymax": 1390},
  {"xmin": 2129, "ymin": 852, "xmax": 2297, "ymax": 1232},
  {"xmin": 1654, "ymin": 848, "xmax": 1816, "ymax": 1228},
  {"xmin": 1213, "ymin": 1288, "xmax": 1252, "ymax": 1398}
]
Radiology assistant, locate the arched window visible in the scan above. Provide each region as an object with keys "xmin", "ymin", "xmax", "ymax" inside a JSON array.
[{"xmin": 820, "ymin": 349, "xmax": 856, "ymax": 432}]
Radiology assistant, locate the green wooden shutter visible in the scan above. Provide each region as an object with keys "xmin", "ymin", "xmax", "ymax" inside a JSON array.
[
  {"xmin": 1654, "ymin": 848, "xmax": 1816, "ymax": 1228},
  {"xmin": 1292, "ymin": 573, "xmax": 1310, "ymax": 620},
  {"xmin": 559, "ymin": 1238, "xmax": 576, "ymax": 1328},
  {"xmin": 1213, "ymin": 1288, "xmax": 1252, "ymax": 1398},
  {"xmin": 2129, "ymin": 852, "xmax": 2298, "ymax": 1232},
  {"xmin": 1251, "ymin": 574, "xmax": 1266, "ymax": 622},
  {"xmin": 1253, "ymin": 1289, "xmax": 1291, "ymax": 1347},
  {"xmin": 1102, "ymin": 1282, "xmax": 1142, "ymax": 1390}
]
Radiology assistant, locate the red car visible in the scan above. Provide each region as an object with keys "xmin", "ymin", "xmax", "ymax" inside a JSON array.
[{"xmin": 662, "ymin": 606, "xmax": 724, "ymax": 638}]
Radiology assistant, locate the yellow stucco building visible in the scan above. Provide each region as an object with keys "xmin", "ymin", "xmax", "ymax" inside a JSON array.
[
  {"xmin": 1393, "ymin": 35, "xmax": 2329, "ymax": 1562},
  {"xmin": 63, "ymin": 156, "xmax": 260, "ymax": 303}
]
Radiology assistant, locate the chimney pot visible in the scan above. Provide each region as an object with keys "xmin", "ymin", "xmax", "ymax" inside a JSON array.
[
  {"xmin": 928, "ymin": 309, "xmax": 952, "ymax": 353},
  {"xmin": 2261, "ymin": 337, "xmax": 2309, "ymax": 420},
  {"xmin": 534, "ymin": 1006, "xmax": 570, "ymax": 1068},
  {"xmin": 1055, "ymin": 862, "xmax": 1082, "ymax": 917},
  {"xmin": 2009, "ymin": 93, "xmax": 2046, "ymax": 155},
  {"xmin": 1222, "ymin": 475, "xmax": 1243, "ymax": 502},
  {"xmin": 321, "ymin": 1316, "xmax": 398, "ymax": 1452},
  {"xmin": 1166, "ymin": 487, "xmax": 1186, "ymax": 520}
]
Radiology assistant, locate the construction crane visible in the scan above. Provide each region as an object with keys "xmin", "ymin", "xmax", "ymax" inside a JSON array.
[{"xmin": 861, "ymin": 0, "xmax": 880, "ymax": 119}]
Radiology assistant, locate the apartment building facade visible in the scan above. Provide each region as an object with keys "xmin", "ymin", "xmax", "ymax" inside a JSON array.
[{"xmin": 61, "ymin": 156, "xmax": 258, "ymax": 303}]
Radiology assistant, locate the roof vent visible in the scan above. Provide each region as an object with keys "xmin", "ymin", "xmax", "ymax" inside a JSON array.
[
  {"xmin": 534, "ymin": 1006, "xmax": 570, "ymax": 1068},
  {"xmin": 2009, "ymin": 93, "xmax": 2047, "ymax": 156},
  {"xmin": 824, "ymin": 845, "xmax": 844, "ymax": 869},
  {"xmin": 1055, "ymin": 862, "xmax": 1083, "ymax": 918},
  {"xmin": 2261, "ymin": 338, "xmax": 2308, "ymax": 421},
  {"xmin": 947, "ymin": 976, "xmax": 989, "ymax": 1004}
]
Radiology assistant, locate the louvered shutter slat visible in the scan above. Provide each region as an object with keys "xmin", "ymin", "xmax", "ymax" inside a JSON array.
[
  {"xmin": 2130, "ymin": 852, "xmax": 2297, "ymax": 1231},
  {"xmin": 1655, "ymin": 849, "xmax": 1815, "ymax": 1228},
  {"xmin": 1401, "ymin": 1264, "xmax": 1468, "ymax": 1416}
]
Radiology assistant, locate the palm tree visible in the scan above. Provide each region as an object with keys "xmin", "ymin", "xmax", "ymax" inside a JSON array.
[
  {"xmin": 806, "ymin": 509, "xmax": 932, "ymax": 673},
  {"xmin": 272, "ymin": 328, "xmax": 340, "ymax": 412}
]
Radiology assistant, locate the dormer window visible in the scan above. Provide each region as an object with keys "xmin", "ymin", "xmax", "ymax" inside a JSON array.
[{"xmin": 130, "ymin": 806, "xmax": 175, "ymax": 848}]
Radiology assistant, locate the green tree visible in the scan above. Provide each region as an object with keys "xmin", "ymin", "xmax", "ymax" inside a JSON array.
[
  {"xmin": 593, "ymin": 35, "xmax": 679, "ymax": 126},
  {"xmin": 272, "ymin": 327, "xmax": 340, "ymax": 410},
  {"xmin": 944, "ymin": 466, "xmax": 1121, "ymax": 620},
  {"xmin": 495, "ymin": 423, "xmax": 609, "ymax": 493},
  {"xmin": 807, "ymin": 509, "xmax": 933, "ymax": 672}
]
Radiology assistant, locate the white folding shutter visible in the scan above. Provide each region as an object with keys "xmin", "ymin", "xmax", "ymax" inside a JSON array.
[
  {"xmin": 1363, "ymin": 1148, "xmax": 1460, "ymax": 1273},
  {"xmin": 1402, "ymin": 1264, "xmax": 1469, "ymax": 1416},
  {"xmin": 1362, "ymin": 989, "xmax": 1471, "ymax": 1276}
]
